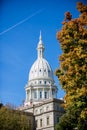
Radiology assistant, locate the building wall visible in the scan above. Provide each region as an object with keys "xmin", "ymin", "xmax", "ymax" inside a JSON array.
[
  {"xmin": 20, "ymin": 98, "xmax": 64, "ymax": 130},
  {"xmin": 35, "ymin": 111, "xmax": 54, "ymax": 130},
  {"xmin": 33, "ymin": 99, "xmax": 64, "ymax": 130}
]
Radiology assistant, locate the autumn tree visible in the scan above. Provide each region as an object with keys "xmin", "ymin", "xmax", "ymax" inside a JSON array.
[
  {"xmin": 0, "ymin": 106, "xmax": 32, "ymax": 130},
  {"xmin": 55, "ymin": 2, "xmax": 87, "ymax": 130}
]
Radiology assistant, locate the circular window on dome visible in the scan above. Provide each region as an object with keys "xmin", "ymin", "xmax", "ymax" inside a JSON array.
[
  {"xmin": 44, "ymin": 69, "xmax": 46, "ymax": 72},
  {"xmin": 48, "ymin": 70, "xmax": 50, "ymax": 73}
]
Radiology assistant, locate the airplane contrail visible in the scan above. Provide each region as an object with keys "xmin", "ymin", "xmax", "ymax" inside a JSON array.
[{"xmin": 0, "ymin": 9, "xmax": 44, "ymax": 35}]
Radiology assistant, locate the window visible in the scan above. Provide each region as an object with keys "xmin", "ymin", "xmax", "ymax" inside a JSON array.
[
  {"xmin": 29, "ymin": 120, "xmax": 31, "ymax": 126},
  {"xmin": 45, "ymin": 92, "xmax": 47, "ymax": 98},
  {"xmin": 52, "ymin": 90, "xmax": 54, "ymax": 95},
  {"xmin": 35, "ymin": 109, "xmax": 38, "ymax": 114},
  {"xmin": 27, "ymin": 90, "xmax": 29, "ymax": 101},
  {"xmin": 40, "ymin": 91, "xmax": 42, "ymax": 98},
  {"xmin": 35, "ymin": 120, "xmax": 38, "ymax": 128},
  {"xmin": 44, "ymin": 69, "xmax": 46, "ymax": 72},
  {"xmin": 46, "ymin": 106, "xmax": 49, "ymax": 111},
  {"xmin": 35, "ymin": 81, "xmax": 36, "ymax": 84},
  {"xmin": 47, "ymin": 117, "xmax": 49, "ymax": 125},
  {"xmin": 44, "ymin": 81, "xmax": 46, "ymax": 84},
  {"xmin": 57, "ymin": 105, "xmax": 59, "ymax": 110},
  {"xmin": 39, "ymin": 81, "xmax": 42, "ymax": 84},
  {"xmin": 48, "ymin": 70, "xmax": 50, "ymax": 73},
  {"xmin": 57, "ymin": 117, "xmax": 59, "ymax": 122},
  {"xmin": 34, "ymin": 91, "xmax": 37, "ymax": 98},
  {"xmin": 40, "ymin": 108, "xmax": 42, "ymax": 113},
  {"xmin": 61, "ymin": 107, "xmax": 64, "ymax": 112},
  {"xmin": 40, "ymin": 119, "xmax": 42, "ymax": 127},
  {"xmin": 40, "ymin": 50, "xmax": 41, "ymax": 56}
]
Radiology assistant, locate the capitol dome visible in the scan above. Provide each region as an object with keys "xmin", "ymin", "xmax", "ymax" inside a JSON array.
[
  {"xmin": 29, "ymin": 32, "xmax": 54, "ymax": 82},
  {"xmin": 29, "ymin": 57, "xmax": 54, "ymax": 81},
  {"xmin": 25, "ymin": 32, "xmax": 57, "ymax": 106}
]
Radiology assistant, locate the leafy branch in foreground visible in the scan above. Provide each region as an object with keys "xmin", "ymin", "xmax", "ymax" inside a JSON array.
[{"xmin": 55, "ymin": 2, "xmax": 87, "ymax": 130}]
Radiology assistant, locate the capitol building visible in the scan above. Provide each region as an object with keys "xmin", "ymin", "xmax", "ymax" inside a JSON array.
[{"xmin": 20, "ymin": 32, "xmax": 64, "ymax": 130}]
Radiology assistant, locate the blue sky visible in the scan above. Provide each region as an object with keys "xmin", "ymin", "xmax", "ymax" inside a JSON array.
[{"xmin": 0, "ymin": 0, "xmax": 87, "ymax": 106}]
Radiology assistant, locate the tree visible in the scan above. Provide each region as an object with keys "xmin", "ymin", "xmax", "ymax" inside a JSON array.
[
  {"xmin": 0, "ymin": 106, "xmax": 32, "ymax": 130},
  {"xmin": 55, "ymin": 2, "xmax": 87, "ymax": 130}
]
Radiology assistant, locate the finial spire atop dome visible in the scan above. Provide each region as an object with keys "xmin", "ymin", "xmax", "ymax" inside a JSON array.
[
  {"xmin": 38, "ymin": 31, "xmax": 43, "ymax": 44},
  {"xmin": 39, "ymin": 30, "xmax": 42, "ymax": 41},
  {"xmin": 37, "ymin": 31, "xmax": 44, "ymax": 58}
]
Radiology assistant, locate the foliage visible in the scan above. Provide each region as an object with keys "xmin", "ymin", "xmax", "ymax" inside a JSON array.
[
  {"xmin": 55, "ymin": 2, "xmax": 87, "ymax": 130},
  {"xmin": 0, "ymin": 106, "xmax": 31, "ymax": 130}
]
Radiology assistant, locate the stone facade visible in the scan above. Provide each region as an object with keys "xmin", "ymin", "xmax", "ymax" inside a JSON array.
[{"xmin": 20, "ymin": 98, "xmax": 64, "ymax": 130}]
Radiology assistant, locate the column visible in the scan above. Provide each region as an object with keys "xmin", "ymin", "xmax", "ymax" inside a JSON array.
[
  {"xmin": 37, "ymin": 88, "xmax": 39, "ymax": 100},
  {"xmin": 26, "ymin": 90, "xmax": 28, "ymax": 101},
  {"xmin": 43, "ymin": 87, "xmax": 44, "ymax": 99},
  {"xmin": 30, "ymin": 87, "xmax": 32, "ymax": 100},
  {"xmin": 50, "ymin": 85, "xmax": 52, "ymax": 98}
]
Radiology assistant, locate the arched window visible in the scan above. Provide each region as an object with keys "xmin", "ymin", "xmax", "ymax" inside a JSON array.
[
  {"xmin": 40, "ymin": 91, "xmax": 42, "ymax": 98},
  {"xmin": 45, "ymin": 92, "xmax": 47, "ymax": 98},
  {"xmin": 40, "ymin": 119, "xmax": 42, "ymax": 127},
  {"xmin": 39, "ymin": 81, "xmax": 42, "ymax": 84},
  {"xmin": 34, "ymin": 91, "xmax": 37, "ymax": 98},
  {"xmin": 47, "ymin": 117, "xmax": 49, "ymax": 125},
  {"xmin": 35, "ymin": 120, "xmax": 38, "ymax": 128},
  {"xmin": 44, "ymin": 81, "xmax": 46, "ymax": 84}
]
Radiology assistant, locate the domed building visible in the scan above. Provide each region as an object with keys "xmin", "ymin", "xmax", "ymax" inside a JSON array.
[
  {"xmin": 25, "ymin": 32, "xmax": 57, "ymax": 106},
  {"xmin": 20, "ymin": 32, "xmax": 64, "ymax": 130}
]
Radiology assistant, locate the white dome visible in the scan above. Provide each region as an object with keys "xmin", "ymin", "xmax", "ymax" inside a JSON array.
[
  {"xmin": 25, "ymin": 32, "xmax": 57, "ymax": 106},
  {"xmin": 29, "ymin": 58, "xmax": 54, "ymax": 81}
]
